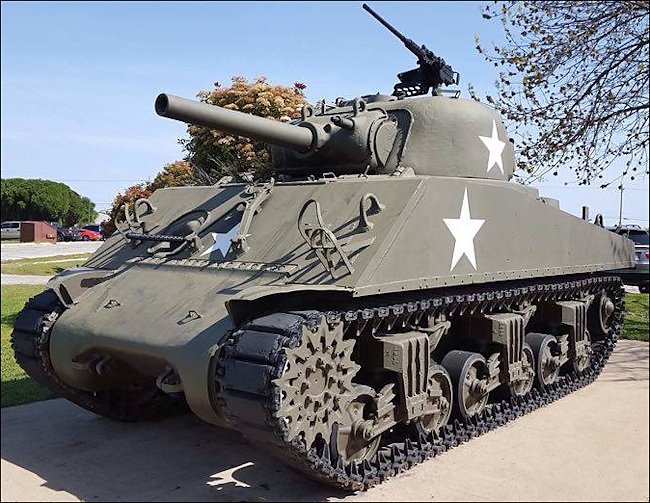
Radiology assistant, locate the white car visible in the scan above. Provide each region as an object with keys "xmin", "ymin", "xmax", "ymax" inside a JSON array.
[
  {"xmin": 608, "ymin": 225, "xmax": 649, "ymax": 294},
  {"xmin": 1, "ymin": 221, "xmax": 21, "ymax": 240}
]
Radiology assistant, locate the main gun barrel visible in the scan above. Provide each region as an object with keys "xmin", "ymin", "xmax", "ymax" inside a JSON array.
[{"xmin": 155, "ymin": 94, "xmax": 314, "ymax": 152}]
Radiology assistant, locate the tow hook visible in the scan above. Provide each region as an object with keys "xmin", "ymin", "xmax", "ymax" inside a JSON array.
[{"xmin": 156, "ymin": 367, "xmax": 183, "ymax": 393}]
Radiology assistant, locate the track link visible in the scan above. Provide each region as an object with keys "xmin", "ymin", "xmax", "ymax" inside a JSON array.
[
  {"xmin": 10, "ymin": 289, "xmax": 187, "ymax": 421},
  {"xmin": 214, "ymin": 275, "xmax": 624, "ymax": 491}
]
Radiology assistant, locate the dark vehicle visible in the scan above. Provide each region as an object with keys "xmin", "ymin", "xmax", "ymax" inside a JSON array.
[
  {"xmin": 608, "ymin": 225, "xmax": 649, "ymax": 293},
  {"xmin": 10, "ymin": 4, "xmax": 636, "ymax": 491},
  {"xmin": 51, "ymin": 223, "xmax": 79, "ymax": 242}
]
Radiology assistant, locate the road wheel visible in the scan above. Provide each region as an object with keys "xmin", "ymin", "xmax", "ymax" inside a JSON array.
[
  {"xmin": 526, "ymin": 333, "xmax": 561, "ymax": 391},
  {"xmin": 588, "ymin": 290, "xmax": 616, "ymax": 339},
  {"xmin": 442, "ymin": 350, "xmax": 489, "ymax": 419}
]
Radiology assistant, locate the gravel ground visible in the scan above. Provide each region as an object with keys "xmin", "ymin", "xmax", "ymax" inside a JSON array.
[{"xmin": 1, "ymin": 340, "xmax": 647, "ymax": 502}]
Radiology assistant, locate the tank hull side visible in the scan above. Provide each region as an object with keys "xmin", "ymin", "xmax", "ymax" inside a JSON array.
[{"xmin": 353, "ymin": 176, "xmax": 635, "ymax": 296}]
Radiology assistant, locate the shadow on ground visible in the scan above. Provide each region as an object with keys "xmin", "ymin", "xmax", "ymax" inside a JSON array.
[
  {"xmin": 1, "ymin": 399, "xmax": 347, "ymax": 502},
  {"xmin": 597, "ymin": 341, "xmax": 649, "ymax": 384}
]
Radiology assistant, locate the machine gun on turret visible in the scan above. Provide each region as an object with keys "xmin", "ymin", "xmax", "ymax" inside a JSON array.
[{"xmin": 363, "ymin": 3, "xmax": 459, "ymax": 97}]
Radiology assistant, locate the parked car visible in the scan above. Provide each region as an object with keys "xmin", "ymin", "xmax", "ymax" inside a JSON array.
[
  {"xmin": 608, "ymin": 225, "xmax": 649, "ymax": 293},
  {"xmin": 0, "ymin": 221, "xmax": 21, "ymax": 239},
  {"xmin": 77, "ymin": 228, "xmax": 102, "ymax": 241},
  {"xmin": 51, "ymin": 222, "xmax": 79, "ymax": 242},
  {"xmin": 82, "ymin": 225, "xmax": 106, "ymax": 239}
]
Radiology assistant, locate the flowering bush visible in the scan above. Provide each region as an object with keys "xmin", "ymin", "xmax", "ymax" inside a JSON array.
[
  {"xmin": 149, "ymin": 160, "xmax": 196, "ymax": 190},
  {"xmin": 103, "ymin": 78, "xmax": 307, "ymax": 235},
  {"xmin": 180, "ymin": 76, "xmax": 307, "ymax": 179},
  {"xmin": 102, "ymin": 161, "xmax": 193, "ymax": 235}
]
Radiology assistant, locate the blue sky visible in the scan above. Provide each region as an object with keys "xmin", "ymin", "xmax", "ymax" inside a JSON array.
[{"xmin": 1, "ymin": 1, "xmax": 647, "ymax": 226}]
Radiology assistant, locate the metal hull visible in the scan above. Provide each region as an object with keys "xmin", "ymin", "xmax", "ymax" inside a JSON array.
[{"xmin": 45, "ymin": 176, "xmax": 634, "ymax": 424}]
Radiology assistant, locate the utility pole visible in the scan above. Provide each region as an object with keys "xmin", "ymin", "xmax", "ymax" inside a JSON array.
[{"xmin": 618, "ymin": 181, "xmax": 625, "ymax": 227}]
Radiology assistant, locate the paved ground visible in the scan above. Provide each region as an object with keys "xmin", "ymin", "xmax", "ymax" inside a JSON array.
[
  {"xmin": 0, "ymin": 274, "xmax": 52, "ymax": 285},
  {"xmin": 0, "ymin": 241, "xmax": 102, "ymax": 262},
  {"xmin": 1, "ymin": 340, "xmax": 647, "ymax": 502}
]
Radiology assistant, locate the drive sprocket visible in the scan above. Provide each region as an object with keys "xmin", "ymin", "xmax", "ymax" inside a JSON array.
[{"xmin": 273, "ymin": 319, "xmax": 360, "ymax": 449}]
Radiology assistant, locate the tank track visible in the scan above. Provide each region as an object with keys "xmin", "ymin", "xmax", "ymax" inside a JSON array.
[
  {"xmin": 10, "ymin": 289, "xmax": 186, "ymax": 421},
  {"xmin": 214, "ymin": 274, "xmax": 624, "ymax": 491}
]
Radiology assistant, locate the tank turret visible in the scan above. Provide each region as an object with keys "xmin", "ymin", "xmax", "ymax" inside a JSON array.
[
  {"xmin": 155, "ymin": 4, "xmax": 515, "ymax": 181},
  {"xmin": 156, "ymin": 91, "xmax": 514, "ymax": 180},
  {"xmin": 156, "ymin": 92, "xmax": 401, "ymax": 177}
]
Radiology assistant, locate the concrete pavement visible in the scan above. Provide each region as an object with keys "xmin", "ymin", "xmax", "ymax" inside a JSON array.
[
  {"xmin": 1, "ymin": 340, "xmax": 647, "ymax": 502},
  {"xmin": 0, "ymin": 241, "xmax": 101, "ymax": 262},
  {"xmin": 1, "ymin": 274, "xmax": 52, "ymax": 285},
  {"xmin": 1, "ymin": 242, "xmax": 101, "ymax": 285}
]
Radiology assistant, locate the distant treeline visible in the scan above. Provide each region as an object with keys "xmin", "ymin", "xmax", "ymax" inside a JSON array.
[{"xmin": 1, "ymin": 178, "xmax": 96, "ymax": 226}]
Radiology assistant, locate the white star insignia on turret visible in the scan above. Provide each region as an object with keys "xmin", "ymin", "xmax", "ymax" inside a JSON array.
[
  {"xmin": 479, "ymin": 119, "xmax": 506, "ymax": 174},
  {"xmin": 443, "ymin": 189, "xmax": 485, "ymax": 271}
]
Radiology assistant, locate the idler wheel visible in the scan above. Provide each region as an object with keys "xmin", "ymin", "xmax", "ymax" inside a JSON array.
[
  {"xmin": 442, "ymin": 351, "xmax": 490, "ymax": 419},
  {"xmin": 588, "ymin": 290, "xmax": 616, "ymax": 339},
  {"xmin": 526, "ymin": 333, "xmax": 561, "ymax": 390},
  {"xmin": 415, "ymin": 364, "xmax": 453, "ymax": 435},
  {"xmin": 508, "ymin": 343, "xmax": 535, "ymax": 397},
  {"xmin": 335, "ymin": 384, "xmax": 382, "ymax": 463}
]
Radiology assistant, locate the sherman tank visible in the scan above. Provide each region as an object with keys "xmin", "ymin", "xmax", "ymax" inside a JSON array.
[{"xmin": 11, "ymin": 3, "xmax": 635, "ymax": 490}]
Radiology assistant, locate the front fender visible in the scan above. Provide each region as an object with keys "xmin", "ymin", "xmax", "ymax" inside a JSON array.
[
  {"xmin": 226, "ymin": 284, "xmax": 354, "ymax": 325},
  {"xmin": 47, "ymin": 267, "xmax": 116, "ymax": 307}
]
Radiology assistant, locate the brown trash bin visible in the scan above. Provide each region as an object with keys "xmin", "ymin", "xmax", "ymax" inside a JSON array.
[{"xmin": 20, "ymin": 221, "xmax": 57, "ymax": 243}]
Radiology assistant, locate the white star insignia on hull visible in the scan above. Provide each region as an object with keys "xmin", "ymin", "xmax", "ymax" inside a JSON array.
[
  {"xmin": 443, "ymin": 188, "xmax": 485, "ymax": 271},
  {"xmin": 200, "ymin": 224, "xmax": 240, "ymax": 258}
]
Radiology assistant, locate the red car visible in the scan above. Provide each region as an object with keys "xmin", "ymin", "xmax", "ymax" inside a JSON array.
[{"xmin": 77, "ymin": 228, "xmax": 102, "ymax": 241}]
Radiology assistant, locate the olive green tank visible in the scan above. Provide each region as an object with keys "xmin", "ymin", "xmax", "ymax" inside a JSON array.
[{"xmin": 11, "ymin": 3, "xmax": 635, "ymax": 490}]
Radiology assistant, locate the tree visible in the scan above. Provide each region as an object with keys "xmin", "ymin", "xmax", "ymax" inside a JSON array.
[
  {"xmin": 473, "ymin": 1, "xmax": 649, "ymax": 187},
  {"xmin": 180, "ymin": 76, "xmax": 308, "ymax": 181},
  {"xmin": 1, "ymin": 178, "xmax": 96, "ymax": 225}
]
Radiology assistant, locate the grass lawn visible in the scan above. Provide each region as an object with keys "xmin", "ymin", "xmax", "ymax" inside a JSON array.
[
  {"xmin": 1, "ymin": 286, "xmax": 648, "ymax": 408},
  {"xmin": 622, "ymin": 293, "xmax": 649, "ymax": 342},
  {"xmin": 1, "ymin": 284, "xmax": 53, "ymax": 408},
  {"xmin": 1, "ymin": 254, "xmax": 89, "ymax": 276}
]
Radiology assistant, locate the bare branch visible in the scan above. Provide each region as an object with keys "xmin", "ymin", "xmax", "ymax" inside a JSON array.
[{"xmin": 473, "ymin": 1, "xmax": 649, "ymax": 185}]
